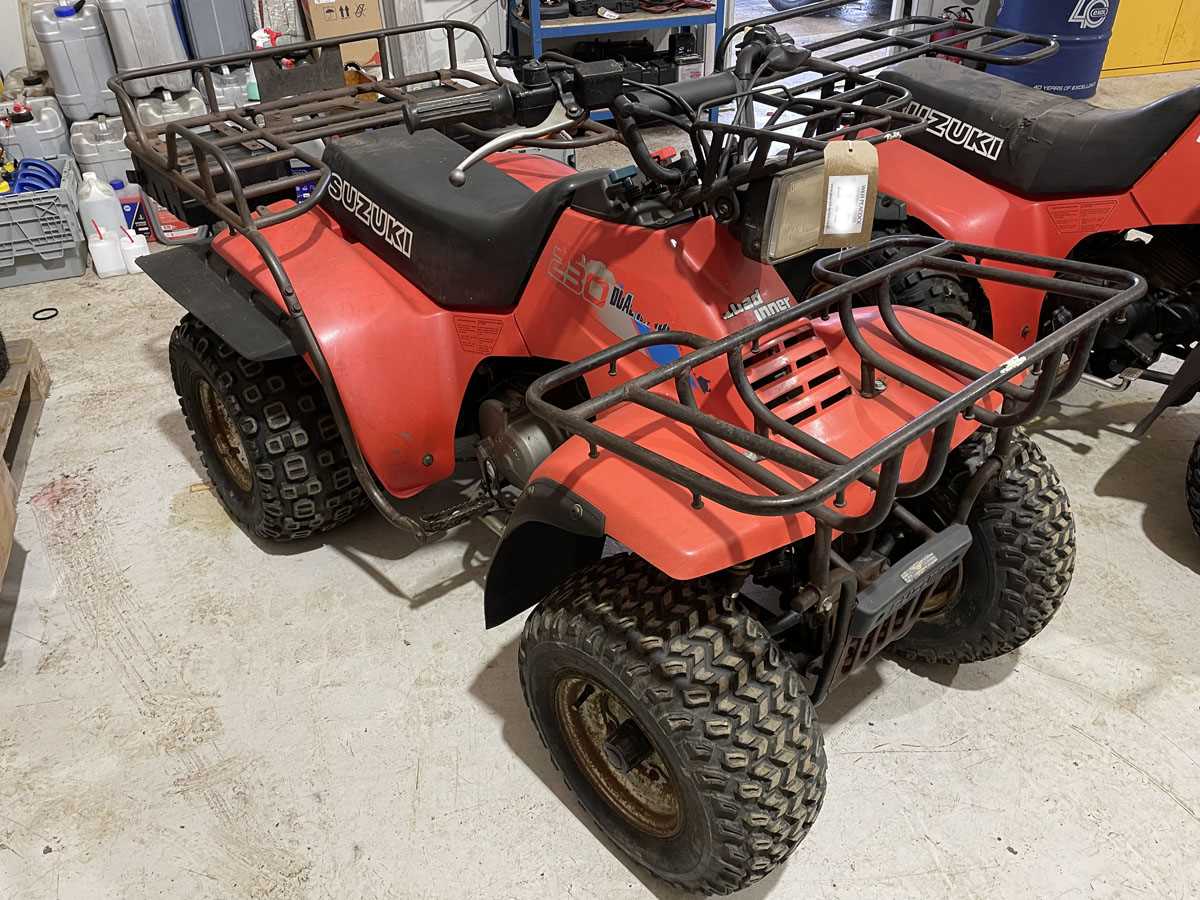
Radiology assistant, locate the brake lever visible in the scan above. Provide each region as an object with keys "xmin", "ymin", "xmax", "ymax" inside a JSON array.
[{"xmin": 449, "ymin": 101, "xmax": 585, "ymax": 187}]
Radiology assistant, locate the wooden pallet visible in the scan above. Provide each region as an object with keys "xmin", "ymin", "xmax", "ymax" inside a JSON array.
[{"xmin": 0, "ymin": 339, "xmax": 50, "ymax": 575}]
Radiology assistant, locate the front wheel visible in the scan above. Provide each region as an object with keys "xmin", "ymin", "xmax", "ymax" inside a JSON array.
[
  {"xmin": 1188, "ymin": 434, "xmax": 1200, "ymax": 538},
  {"xmin": 519, "ymin": 555, "xmax": 826, "ymax": 895},
  {"xmin": 892, "ymin": 431, "xmax": 1075, "ymax": 664}
]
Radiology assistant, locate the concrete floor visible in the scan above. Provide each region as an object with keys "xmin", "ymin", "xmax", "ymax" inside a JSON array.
[{"xmin": 2, "ymin": 65, "xmax": 1200, "ymax": 900}]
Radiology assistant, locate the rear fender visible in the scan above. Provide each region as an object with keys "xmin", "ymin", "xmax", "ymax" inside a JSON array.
[
  {"xmin": 486, "ymin": 307, "xmax": 1009, "ymax": 620},
  {"xmin": 875, "ymin": 139, "xmax": 1149, "ymax": 351},
  {"xmin": 212, "ymin": 208, "xmax": 530, "ymax": 497}
]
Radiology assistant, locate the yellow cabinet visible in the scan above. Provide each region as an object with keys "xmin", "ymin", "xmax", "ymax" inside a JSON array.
[
  {"xmin": 1103, "ymin": 0, "xmax": 1200, "ymax": 74},
  {"xmin": 1166, "ymin": 0, "xmax": 1200, "ymax": 63}
]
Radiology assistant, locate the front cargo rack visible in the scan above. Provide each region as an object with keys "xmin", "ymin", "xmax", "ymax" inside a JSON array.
[{"xmin": 526, "ymin": 237, "xmax": 1146, "ymax": 531}]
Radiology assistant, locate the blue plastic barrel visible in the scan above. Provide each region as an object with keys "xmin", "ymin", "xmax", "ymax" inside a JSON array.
[{"xmin": 992, "ymin": 0, "xmax": 1120, "ymax": 99}]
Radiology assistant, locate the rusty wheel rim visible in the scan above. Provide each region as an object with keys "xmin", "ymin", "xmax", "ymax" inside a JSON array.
[
  {"xmin": 554, "ymin": 673, "xmax": 681, "ymax": 839},
  {"xmin": 919, "ymin": 560, "xmax": 965, "ymax": 619},
  {"xmin": 197, "ymin": 379, "xmax": 252, "ymax": 492}
]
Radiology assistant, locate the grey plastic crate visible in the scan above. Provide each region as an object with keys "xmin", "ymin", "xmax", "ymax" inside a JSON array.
[{"xmin": 1, "ymin": 157, "xmax": 87, "ymax": 289}]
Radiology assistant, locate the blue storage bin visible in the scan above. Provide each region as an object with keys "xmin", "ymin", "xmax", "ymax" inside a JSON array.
[{"xmin": 993, "ymin": 0, "xmax": 1121, "ymax": 99}]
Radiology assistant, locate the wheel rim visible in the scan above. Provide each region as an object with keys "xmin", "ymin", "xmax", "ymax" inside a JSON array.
[
  {"xmin": 197, "ymin": 379, "xmax": 252, "ymax": 492},
  {"xmin": 919, "ymin": 566, "xmax": 962, "ymax": 618},
  {"xmin": 554, "ymin": 673, "xmax": 682, "ymax": 839}
]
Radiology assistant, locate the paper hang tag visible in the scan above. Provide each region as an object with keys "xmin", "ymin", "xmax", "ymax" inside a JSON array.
[{"xmin": 816, "ymin": 141, "xmax": 879, "ymax": 250}]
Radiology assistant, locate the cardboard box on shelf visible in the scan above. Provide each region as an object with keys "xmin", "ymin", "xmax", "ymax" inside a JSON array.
[{"xmin": 300, "ymin": 0, "xmax": 385, "ymax": 68}]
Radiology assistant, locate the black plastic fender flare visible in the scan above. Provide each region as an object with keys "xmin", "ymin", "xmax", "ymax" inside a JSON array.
[
  {"xmin": 484, "ymin": 479, "xmax": 606, "ymax": 628},
  {"xmin": 139, "ymin": 244, "xmax": 297, "ymax": 361}
]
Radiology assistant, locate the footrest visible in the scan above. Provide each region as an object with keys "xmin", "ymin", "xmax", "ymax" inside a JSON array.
[{"xmin": 850, "ymin": 524, "xmax": 972, "ymax": 638}]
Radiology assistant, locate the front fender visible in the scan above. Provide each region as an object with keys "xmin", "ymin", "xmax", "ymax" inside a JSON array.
[
  {"xmin": 484, "ymin": 479, "xmax": 605, "ymax": 628},
  {"xmin": 489, "ymin": 308, "xmax": 1010, "ymax": 613}
]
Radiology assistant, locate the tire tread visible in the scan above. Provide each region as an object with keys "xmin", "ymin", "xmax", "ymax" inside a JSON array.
[
  {"xmin": 520, "ymin": 556, "xmax": 826, "ymax": 895},
  {"xmin": 169, "ymin": 315, "xmax": 367, "ymax": 540}
]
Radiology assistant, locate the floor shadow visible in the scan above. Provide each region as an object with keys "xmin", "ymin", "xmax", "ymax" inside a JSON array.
[
  {"xmin": 1030, "ymin": 397, "xmax": 1200, "ymax": 574},
  {"xmin": 0, "ymin": 543, "xmax": 28, "ymax": 668},
  {"xmin": 889, "ymin": 648, "xmax": 1019, "ymax": 691},
  {"xmin": 159, "ymin": 400, "xmax": 503, "ymax": 608},
  {"xmin": 1092, "ymin": 433, "xmax": 1200, "ymax": 576},
  {"xmin": 249, "ymin": 469, "xmax": 503, "ymax": 609}
]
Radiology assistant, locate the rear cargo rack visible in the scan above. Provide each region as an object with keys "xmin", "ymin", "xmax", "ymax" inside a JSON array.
[
  {"xmin": 526, "ymin": 237, "xmax": 1146, "ymax": 530},
  {"xmin": 109, "ymin": 21, "xmax": 522, "ymax": 233},
  {"xmin": 717, "ymin": 13, "xmax": 1058, "ymax": 74},
  {"xmin": 633, "ymin": 12, "xmax": 1053, "ymax": 209}
]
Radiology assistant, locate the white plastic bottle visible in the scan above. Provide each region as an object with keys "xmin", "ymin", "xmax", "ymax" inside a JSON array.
[
  {"xmin": 77, "ymin": 171, "xmax": 127, "ymax": 238},
  {"xmin": 88, "ymin": 227, "xmax": 127, "ymax": 278}
]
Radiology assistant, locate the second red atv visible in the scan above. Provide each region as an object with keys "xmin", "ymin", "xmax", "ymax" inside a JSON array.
[
  {"xmin": 825, "ymin": 16, "xmax": 1200, "ymax": 536},
  {"xmin": 114, "ymin": 10, "xmax": 1144, "ymax": 894}
]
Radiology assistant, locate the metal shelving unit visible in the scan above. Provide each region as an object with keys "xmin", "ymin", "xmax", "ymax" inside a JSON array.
[{"xmin": 505, "ymin": 0, "xmax": 726, "ymax": 120}]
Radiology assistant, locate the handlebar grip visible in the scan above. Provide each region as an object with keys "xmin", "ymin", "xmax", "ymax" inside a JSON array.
[
  {"xmin": 623, "ymin": 71, "xmax": 741, "ymax": 117},
  {"xmin": 404, "ymin": 85, "xmax": 515, "ymax": 131}
]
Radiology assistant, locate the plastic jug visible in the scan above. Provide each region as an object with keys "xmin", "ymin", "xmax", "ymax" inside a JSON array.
[
  {"xmin": 2, "ymin": 69, "xmax": 55, "ymax": 101},
  {"xmin": 198, "ymin": 66, "xmax": 252, "ymax": 111},
  {"xmin": 135, "ymin": 89, "xmax": 208, "ymax": 128},
  {"xmin": 179, "ymin": 0, "xmax": 253, "ymax": 58},
  {"xmin": 88, "ymin": 229, "xmax": 127, "ymax": 278},
  {"xmin": 0, "ymin": 96, "xmax": 72, "ymax": 166},
  {"xmin": 78, "ymin": 171, "xmax": 127, "ymax": 237},
  {"xmin": 32, "ymin": 2, "xmax": 121, "ymax": 121},
  {"xmin": 120, "ymin": 231, "xmax": 150, "ymax": 273},
  {"xmin": 110, "ymin": 179, "xmax": 149, "ymax": 232},
  {"xmin": 70, "ymin": 114, "xmax": 133, "ymax": 185},
  {"xmin": 98, "ymin": 0, "xmax": 192, "ymax": 98}
]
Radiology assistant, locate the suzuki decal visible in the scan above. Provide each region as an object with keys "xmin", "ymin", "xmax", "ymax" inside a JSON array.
[
  {"xmin": 1069, "ymin": 0, "xmax": 1110, "ymax": 29},
  {"xmin": 905, "ymin": 101, "xmax": 1005, "ymax": 161},
  {"xmin": 328, "ymin": 173, "xmax": 414, "ymax": 258},
  {"xmin": 724, "ymin": 290, "xmax": 791, "ymax": 323}
]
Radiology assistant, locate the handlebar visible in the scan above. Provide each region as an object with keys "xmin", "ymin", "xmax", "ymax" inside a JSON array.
[{"xmin": 402, "ymin": 6, "xmax": 1059, "ymax": 190}]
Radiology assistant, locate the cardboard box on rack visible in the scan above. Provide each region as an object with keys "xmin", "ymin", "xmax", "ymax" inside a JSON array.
[{"xmin": 300, "ymin": 0, "xmax": 385, "ymax": 68}]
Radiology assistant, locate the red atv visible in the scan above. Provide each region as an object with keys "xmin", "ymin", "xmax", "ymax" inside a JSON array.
[
  {"xmin": 851, "ymin": 22, "xmax": 1200, "ymax": 536},
  {"xmin": 114, "ymin": 11, "xmax": 1143, "ymax": 894}
]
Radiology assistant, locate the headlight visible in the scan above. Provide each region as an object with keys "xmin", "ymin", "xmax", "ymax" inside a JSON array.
[
  {"xmin": 758, "ymin": 161, "xmax": 827, "ymax": 264},
  {"xmin": 740, "ymin": 142, "xmax": 879, "ymax": 265}
]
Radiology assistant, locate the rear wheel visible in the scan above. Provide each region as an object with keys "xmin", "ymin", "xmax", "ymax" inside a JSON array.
[
  {"xmin": 1188, "ymin": 434, "xmax": 1200, "ymax": 538},
  {"xmin": 520, "ymin": 554, "xmax": 826, "ymax": 895},
  {"xmin": 892, "ymin": 431, "xmax": 1075, "ymax": 664},
  {"xmin": 169, "ymin": 315, "xmax": 367, "ymax": 540}
]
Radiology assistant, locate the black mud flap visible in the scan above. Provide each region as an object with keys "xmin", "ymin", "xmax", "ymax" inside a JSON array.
[
  {"xmin": 484, "ymin": 479, "xmax": 605, "ymax": 628},
  {"xmin": 1134, "ymin": 344, "xmax": 1200, "ymax": 437},
  {"xmin": 851, "ymin": 523, "xmax": 973, "ymax": 638},
  {"xmin": 139, "ymin": 245, "xmax": 296, "ymax": 361}
]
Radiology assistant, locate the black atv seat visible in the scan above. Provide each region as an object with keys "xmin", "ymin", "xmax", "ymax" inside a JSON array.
[
  {"xmin": 880, "ymin": 58, "xmax": 1200, "ymax": 198},
  {"xmin": 321, "ymin": 127, "xmax": 589, "ymax": 310}
]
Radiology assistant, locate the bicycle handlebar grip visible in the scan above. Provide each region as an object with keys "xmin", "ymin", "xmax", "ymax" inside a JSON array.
[{"xmin": 404, "ymin": 85, "xmax": 515, "ymax": 132}]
